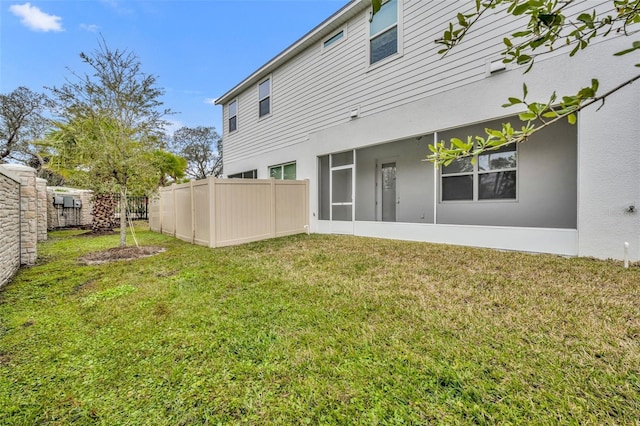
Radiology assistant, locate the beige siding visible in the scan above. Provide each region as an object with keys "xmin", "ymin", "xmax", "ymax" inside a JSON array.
[
  {"xmin": 150, "ymin": 178, "xmax": 309, "ymax": 248},
  {"xmin": 223, "ymin": 0, "xmax": 609, "ymax": 168}
]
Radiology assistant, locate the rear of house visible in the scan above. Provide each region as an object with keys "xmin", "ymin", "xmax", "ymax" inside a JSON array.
[{"xmin": 216, "ymin": 0, "xmax": 640, "ymax": 261}]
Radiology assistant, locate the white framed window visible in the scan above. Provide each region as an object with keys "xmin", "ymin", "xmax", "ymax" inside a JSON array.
[
  {"xmin": 269, "ymin": 161, "xmax": 296, "ymax": 180},
  {"xmin": 323, "ymin": 26, "xmax": 347, "ymax": 51},
  {"xmin": 228, "ymin": 99, "xmax": 237, "ymax": 132},
  {"xmin": 441, "ymin": 145, "xmax": 517, "ymax": 201},
  {"xmin": 258, "ymin": 77, "xmax": 271, "ymax": 118},
  {"xmin": 369, "ymin": 0, "xmax": 400, "ymax": 65}
]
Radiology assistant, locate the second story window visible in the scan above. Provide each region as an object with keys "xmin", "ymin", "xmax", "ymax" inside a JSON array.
[
  {"xmin": 228, "ymin": 100, "xmax": 237, "ymax": 132},
  {"xmin": 369, "ymin": 0, "xmax": 398, "ymax": 65},
  {"xmin": 258, "ymin": 78, "xmax": 271, "ymax": 117}
]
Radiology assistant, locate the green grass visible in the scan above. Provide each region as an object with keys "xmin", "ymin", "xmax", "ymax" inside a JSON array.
[{"xmin": 1, "ymin": 225, "xmax": 639, "ymax": 424}]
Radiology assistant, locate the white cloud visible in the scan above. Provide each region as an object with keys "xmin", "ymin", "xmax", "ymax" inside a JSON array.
[
  {"xmin": 9, "ymin": 3, "xmax": 63, "ymax": 32},
  {"xmin": 80, "ymin": 23, "xmax": 99, "ymax": 33},
  {"xmin": 204, "ymin": 98, "xmax": 218, "ymax": 105}
]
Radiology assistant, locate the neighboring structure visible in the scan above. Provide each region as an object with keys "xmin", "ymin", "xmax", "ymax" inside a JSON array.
[
  {"xmin": 216, "ymin": 0, "xmax": 639, "ymax": 261},
  {"xmin": 46, "ymin": 187, "xmax": 93, "ymax": 229}
]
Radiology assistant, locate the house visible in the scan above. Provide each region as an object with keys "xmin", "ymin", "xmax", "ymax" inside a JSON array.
[{"xmin": 215, "ymin": 0, "xmax": 640, "ymax": 261}]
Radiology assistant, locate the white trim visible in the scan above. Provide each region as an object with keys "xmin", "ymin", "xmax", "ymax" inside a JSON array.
[{"xmin": 315, "ymin": 221, "xmax": 578, "ymax": 256}]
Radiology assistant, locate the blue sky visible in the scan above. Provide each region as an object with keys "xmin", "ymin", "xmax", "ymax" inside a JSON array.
[{"xmin": 0, "ymin": 0, "xmax": 347, "ymax": 134}]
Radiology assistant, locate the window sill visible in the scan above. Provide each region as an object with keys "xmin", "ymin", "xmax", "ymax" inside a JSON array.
[
  {"xmin": 258, "ymin": 113, "xmax": 272, "ymax": 122},
  {"xmin": 440, "ymin": 198, "xmax": 519, "ymax": 204},
  {"xmin": 367, "ymin": 51, "xmax": 403, "ymax": 73}
]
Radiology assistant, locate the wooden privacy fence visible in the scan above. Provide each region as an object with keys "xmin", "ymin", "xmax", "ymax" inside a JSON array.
[{"xmin": 149, "ymin": 177, "xmax": 309, "ymax": 248}]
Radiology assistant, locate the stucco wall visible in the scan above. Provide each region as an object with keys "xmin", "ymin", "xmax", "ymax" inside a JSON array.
[{"xmin": 0, "ymin": 169, "xmax": 21, "ymax": 289}]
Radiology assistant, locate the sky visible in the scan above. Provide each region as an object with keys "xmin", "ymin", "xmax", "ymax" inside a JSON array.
[{"xmin": 0, "ymin": 0, "xmax": 348, "ymax": 134}]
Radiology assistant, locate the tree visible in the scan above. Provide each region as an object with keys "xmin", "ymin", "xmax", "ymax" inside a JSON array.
[
  {"xmin": 172, "ymin": 126, "xmax": 222, "ymax": 179},
  {"xmin": 0, "ymin": 86, "xmax": 50, "ymax": 164},
  {"xmin": 376, "ymin": 0, "xmax": 640, "ymax": 165},
  {"xmin": 46, "ymin": 39, "xmax": 170, "ymax": 246},
  {"xmin": 151, "ymin": 149, "xmax": 187, "ymax": 186}
]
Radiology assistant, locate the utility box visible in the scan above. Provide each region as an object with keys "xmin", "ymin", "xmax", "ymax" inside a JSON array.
[
  {"xmin": 73, "ymin": 199, "xmax": 82, "ymax": 208},
  {"xmin": 53, "ymin": 196, "xmax": 64, "ymax": 205},
  {"xmin": 63, "ymin": 196, "xmax": 74, "ymax": 208}
]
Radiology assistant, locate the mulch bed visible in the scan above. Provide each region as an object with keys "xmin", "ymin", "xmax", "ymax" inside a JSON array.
[{"xmin": 79, "ymin": 246, "xmax": 165, "ymax": 265}]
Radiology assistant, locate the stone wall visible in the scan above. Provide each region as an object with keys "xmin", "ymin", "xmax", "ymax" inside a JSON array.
[
  {"xmin": 0, "ymin": 168, "xmax": 21, "ymax": 289},
  {"xmin": 37, "ymin": 178, "xmax": 47, "ymax": 242},
  {"xmin": 1, "ymin": 164, "xmax": 40, "ymax": 265}
]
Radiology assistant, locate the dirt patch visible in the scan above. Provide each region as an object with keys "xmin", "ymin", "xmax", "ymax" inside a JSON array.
[
  {"xmin": 74, "ymin": 230, "xmax": 117, "ymax": 237},
  {"xmin": 79, "ymin": 246, "xmax": 165, "ymax": 265}
]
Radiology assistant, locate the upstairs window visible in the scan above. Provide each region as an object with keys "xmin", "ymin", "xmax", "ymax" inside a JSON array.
[
  {"xmin": 258, "ymin": 78, "xmax": 271, "ymax": 117},
  {"xmin": 441, "ymin": 145, "xmax": 517, "ymax": 201},
  {"xmin": 228, "ymin": 100, "xmax": 237, "ymax": 132},
  {"xmin": 369, "ymin": 0, "xmax": 398, "ymax": 65}
]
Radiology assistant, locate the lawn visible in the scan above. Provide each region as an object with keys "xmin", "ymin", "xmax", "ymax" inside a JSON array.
[{"xmin": 1, "ymin": 226, "xmax": 639, "ymax": 424}]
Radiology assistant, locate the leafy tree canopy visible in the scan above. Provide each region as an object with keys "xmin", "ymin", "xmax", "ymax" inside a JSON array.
[
  {"xmin": 44, "ymin": 38, "xmax": 171, "ymax": 246},
  {"xmin": 0, "ymin": 86, "xmax": 50, "ymax": 164},
  {"xmin": 172, "ymin": 126, "xmax": 223, "ymax": 180}
]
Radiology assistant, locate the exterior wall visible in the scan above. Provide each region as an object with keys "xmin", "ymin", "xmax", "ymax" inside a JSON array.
[
  {"xmin": 436, "ymin": 118, "xmax": 577, "ymax": 229},
  {"xmin": 577, "ymin": 78, "xmax": 640, "ymax": 260},
  {"xmin": 221, "ymin": 0, "xmax": 604, "ymax": 171},
  {"xmin": 0, "ymin": 169, "xmax": 21, "ymax": 288},
  {"xmin": 218, "ymin": 1, "xmax": 639, "ymax": 260}
]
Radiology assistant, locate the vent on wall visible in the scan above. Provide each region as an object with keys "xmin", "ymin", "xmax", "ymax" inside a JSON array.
[{"xmin": 488, "ymin": 58, "xmax": 506, "ymax": 74}]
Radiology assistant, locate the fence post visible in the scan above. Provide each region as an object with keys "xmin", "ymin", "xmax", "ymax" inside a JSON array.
[
  {"xmin": 305, "ymin": 179, "xmax": 310, "ymax": 230},
  {"xmin": 270, "ymin": 178, "xmax": 276, "ymax": 238},
  {"xmin": 157, "ymin": 188, "xmax": 163, "ymax": 234},
  {"xmin": 208, "ymin": 176, "xmax": 217, "ymax": 248},
  {"xmin": 172, "ymin": 183, "xmax": 177, "ymax": 238},
  {"xmin": 190, "ymin": 180, "xmax": 195, "ymax": 244}
]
